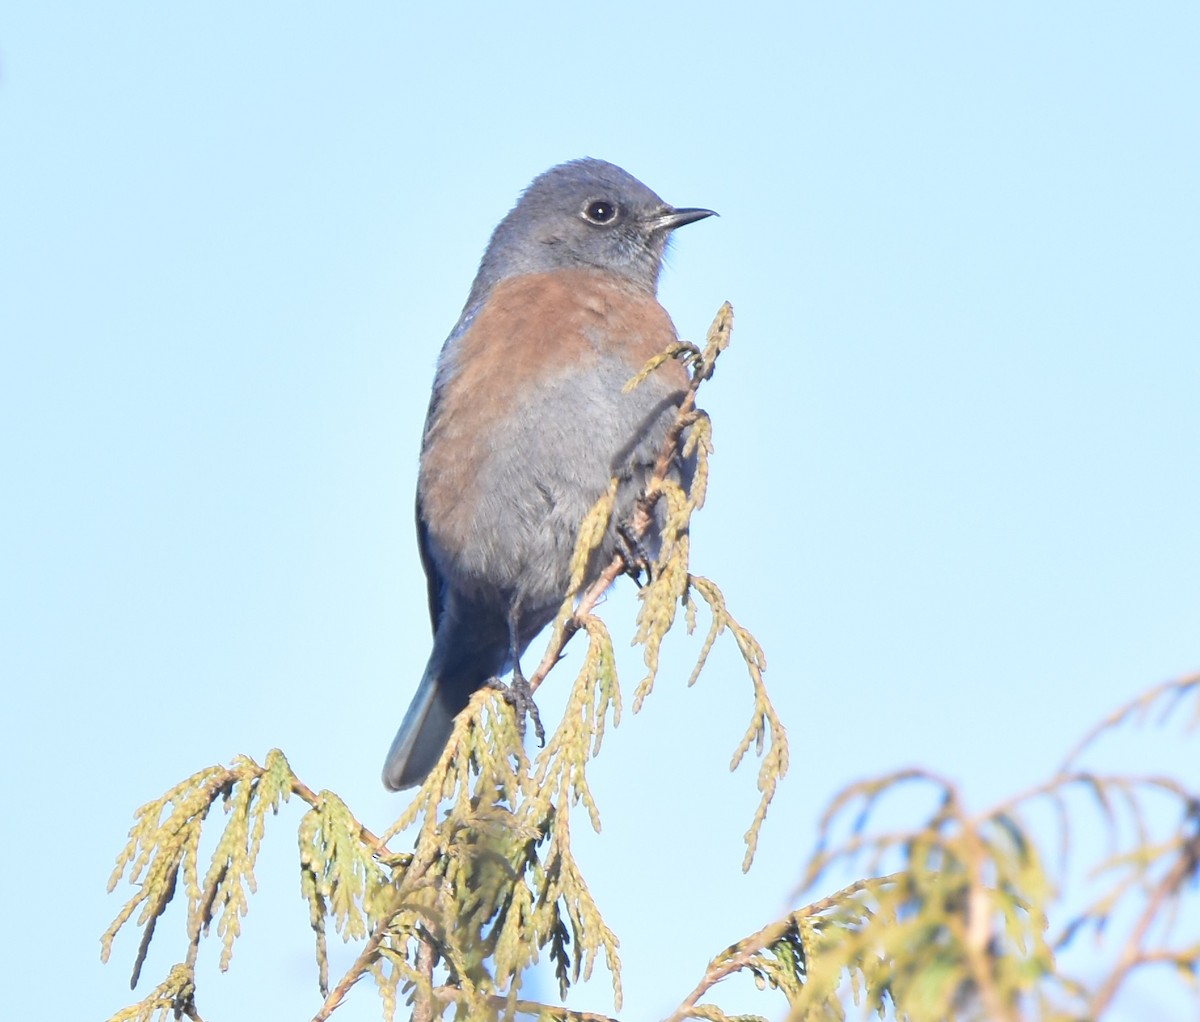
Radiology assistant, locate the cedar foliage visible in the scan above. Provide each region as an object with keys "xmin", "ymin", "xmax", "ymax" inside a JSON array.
[{"xmin": 102, "ymin": 306, "xmax": 1199, "ymax": 1021}]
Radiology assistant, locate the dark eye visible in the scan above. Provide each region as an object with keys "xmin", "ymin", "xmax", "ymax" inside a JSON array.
[{"xmin": 583, "ymin": 199, "xmax": 618, "ymax": 224}]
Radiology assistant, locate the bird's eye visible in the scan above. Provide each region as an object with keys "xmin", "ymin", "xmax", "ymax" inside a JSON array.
[{"xmin": 583, "ymin": 199, "xmax": 618, "ymax": 224}]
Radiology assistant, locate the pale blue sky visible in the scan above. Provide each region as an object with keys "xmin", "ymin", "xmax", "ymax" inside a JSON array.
[{"xmin": 2, "ymin": 4, "xmax": 1197, "ymax": 1020}]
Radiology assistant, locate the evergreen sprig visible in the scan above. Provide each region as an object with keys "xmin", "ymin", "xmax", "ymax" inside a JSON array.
[
  {"xmin": 104, "ymin": 304, "xmax": 790, "ymax": 1022},
  {"xmin": 101, "ymin": 299, "xmax": 1198, "ymax": 1022},
  {"xmin": 663, "ymin": 673, "xmax": 1200, "ymax": 1021}
]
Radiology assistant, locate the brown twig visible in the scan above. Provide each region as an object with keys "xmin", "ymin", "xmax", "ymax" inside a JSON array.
[
  {"xmin": 662, "ymin": 873, "xmax": 905, "ymax": 1022},
  {"xmin": 528, "ymin": 552, "xmax": 626, "ymax": 695},
  {"xmin": 1086, "ymin": 833, "xmax": 1199, "ymax": 1017},
  {"xmin": 478, "ymin": 996, "xmax": 622, "ymax": 1022},
  {"xmin": 526, "ymin": 332, "xmax": 717, "ymax": 696},
  {"xmin": 983, "ymin": 770, "xmax": 1193, "ymax": 825},
  {"xmin": 957, "ymin": 825, "xmax": 1017, "ymax": 1022},
  {"xmin": 310, "ymin": 925, "xmax": 390, "ymax": 1022},
  {"xmin": 309, "ymin": 806, "xmax": 446, "ymax": 1021},
  {"xmin": 288, "ymin": 774, "xmax": 394, "ymax": 858},
  {"xmin": 413, "ymin": 936, "xmax": 436, "ymax": 1022},
  {"xmin": 1059, "ymin": 672, "xmax": 1200, "ymax": 771}
]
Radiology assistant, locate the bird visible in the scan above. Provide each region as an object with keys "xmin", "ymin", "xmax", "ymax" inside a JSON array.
[{"xmin": 382, "ymin": 158, "xmax": 715, "ymax": 790}]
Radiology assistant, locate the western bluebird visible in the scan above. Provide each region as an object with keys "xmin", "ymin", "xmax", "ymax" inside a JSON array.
[{"xmin": 382, "ymin": 158, "xmax": 715, "ymax": 790}]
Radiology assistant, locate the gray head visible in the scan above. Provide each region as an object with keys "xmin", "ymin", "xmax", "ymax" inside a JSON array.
[{"xmin": 465, "ymin": 158, "xmax": 714, "ymax": 310}]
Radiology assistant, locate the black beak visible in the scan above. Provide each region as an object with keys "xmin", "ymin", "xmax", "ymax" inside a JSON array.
[{"xmin": 651, "ymin": 206, "xmax": 718, "ymax": 232}]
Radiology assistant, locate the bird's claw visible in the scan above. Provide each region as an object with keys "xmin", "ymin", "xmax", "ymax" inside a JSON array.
[
  {"xmin": 487, "ymin": 669, "xmax": 546, "ymax": 747},
  {"xmin": 617, "ymin": 523, "xmax": 653, "ymax": 586}
]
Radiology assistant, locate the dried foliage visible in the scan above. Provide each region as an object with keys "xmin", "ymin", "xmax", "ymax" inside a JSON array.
[{"xmin": 102, "ymin": 304, "xmax": 791, "ymax": 1022}]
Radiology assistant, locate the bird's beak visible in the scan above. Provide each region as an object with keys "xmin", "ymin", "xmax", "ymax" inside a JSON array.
[{"xmin": 651, "ymin": 206, "xmax": 718, "ymax": 232}]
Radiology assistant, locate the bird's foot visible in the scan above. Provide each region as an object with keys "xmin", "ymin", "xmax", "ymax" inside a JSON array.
[
  {"xmin": 617, "ymin": 523, "xmax": 653, "ymax": 586},
  {"xmin": 486, "ymin": 668, "xmax": 546, "ymax": 747}
]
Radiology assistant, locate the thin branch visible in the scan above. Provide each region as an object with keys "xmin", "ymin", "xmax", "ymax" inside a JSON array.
[
  {"xmin": 310, "ymin": 925, "xmax": 390, "ymax": 1022},
  {"xmin": 528, "ymin": 552, "xmax": 626, "ymax": 695},
  {"xmin": 413, "ymin": 937, "xmax": 436, "ymax": 1022},
  {"xmin": 983, "ymin": 771, "xmax": 1193, "ymax": 825},
  {"xmin": 495, "ymin": 1002, "xmax": 621, "ymax": 1022},
  {"xmin": 288, "ymin": 775, "xmax": 394, "ymax": 858},
  {"xmin": 1060, "ymin": 672, "xmax": 1200, "ymax": 771},
  {"xmin": 1086, "ymin": 832, "xmax": 1200, "ymax": 1017},
  {"xmin": 662, "ymin": 873, "xmax": 905, "ymax": 1022},
  {"xmin": 957, "ymin": 823, "xmax": 1018, "ymax": 1022},
  {"xmin": 479, "ymin": 996, "xmax": 623, "ymax": 1022},
  {"xmin": 527, "ymin": 331, "xmax": 717, "ymax": 696}
]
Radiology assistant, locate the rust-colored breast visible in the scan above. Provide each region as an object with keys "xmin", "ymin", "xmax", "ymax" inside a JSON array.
[
  {"xmin": 453, "ymin": 269, "xmax": 681, "ymax": 386},
  {"xmin": 418, "ymin": 270, "xmax": 688, "ymax": 570}
]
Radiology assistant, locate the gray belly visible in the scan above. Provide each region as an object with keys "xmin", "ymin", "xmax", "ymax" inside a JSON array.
[{"xmin": 425, "ymin": 360, "xmax": 683, "ymax": 621}]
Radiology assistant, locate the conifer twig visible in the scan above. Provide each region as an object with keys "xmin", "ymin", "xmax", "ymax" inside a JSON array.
[
  {"xmin": 413, "ymin": 938, "xmax": 436, "ymax": 1022},
  {"xmin": 527, "ymin": 303, "xmax": 732, "ymax": 695},
  {"xmin": 310, "ymin": 925, "xmax": 390, "ymax": 1022},
  {"xmin": 1086, "ymin": 827, "xmax": 1200, "ymax": 1017},
  {"xmin": 662, "ymin": 873, "xmax": 906, "ymax": 1022}
]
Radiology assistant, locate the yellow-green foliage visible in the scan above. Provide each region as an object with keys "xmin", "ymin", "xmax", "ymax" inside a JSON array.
[
  {"xmin": 103, "ymin": 963, "xmax": 198, "ymax": 1022},
  {"xmin": 102, "ymin": 304, "xmax": 794, "ymax": 1022},
  {"xmin": 101, "ymin": 749, "xmax": 294, "ymax": 994},
  {"xmin": 660, "ymin": 675, "xmax": 1200, "ymax": 1022},
  {"xmin": 101, "ymin": 306, "xmax": 1199, "ymax": 1022}
]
